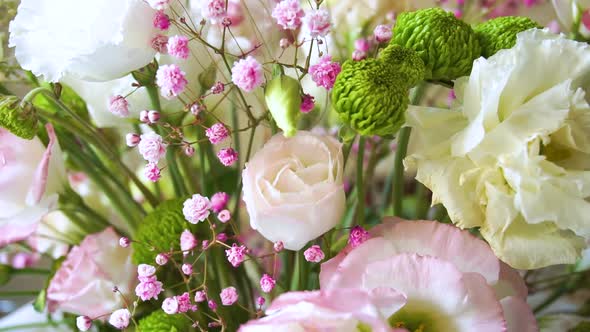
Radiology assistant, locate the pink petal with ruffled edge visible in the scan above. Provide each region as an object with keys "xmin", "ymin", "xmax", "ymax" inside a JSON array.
[
  {"xmin": 361, "ymin": 254, "xmax": 507, "ymax": 332},
  {"xmin": 27, "ymin": 124, "xmax": 58, "ymax": 205},
  {"xmin": 500, "ymin": 296, "xmax": 538, "ymax": 332}
]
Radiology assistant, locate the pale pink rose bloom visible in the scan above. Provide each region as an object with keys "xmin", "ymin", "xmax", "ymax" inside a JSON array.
[
  {"xmin": 46, "ymin": 228, "xmax": 137, "ymax": 318},
  {"xmin": 242, "ymin": 131, "xmax": 345, "ymax": 250},
  {"xmin": 0, "ymin": 124, "xmax": 64, "ymax": 247},
  {"xmin": 238, "ymin": 289, "xmax": 394, "ymax": 332},
  {"xmin": 320, "ymin": 219, "xmax": 536, "ymax": 331}
]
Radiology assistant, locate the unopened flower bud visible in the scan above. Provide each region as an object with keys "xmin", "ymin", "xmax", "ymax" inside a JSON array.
[
  {"xmin": 352, "ymin": 50, "xmax": 366, "ymax": 61},
  {"xmin": 222, "ymin": 17, "xmax": 232, "ymax": 27},
  {"xmin": 265, "ymin": 75, "xmax": 301, "ymax": 137},
  {"xmin": 279, "ymin": 38, "xmax": 291, "ymax": 49},
  {"xmin": 208, "ymin": 300, "xmax": 218, "ymax": 311},
  {"xmin": 211, "ymin": 81, "xmax": 225, "ymax": 94},
  {"xmin": 256, "ymin": 296, "xmax": 265, "ymax": 307},
  {"xmin": 76, "ymin": 316, "xmax": 93, "ymax": 331},
  {"xmin": 126, "ymin": 133, "xmax": 141, "ymax": 147},
  {"xmin": 148, "ymin": 110, "xmax": 160, "ymax": 123},
  {"xmin": 155, "ymin": 253, "xmax": 169, "ymax": 265},
  {"xmin": 184, "ymin": 145, "xmax": 195, "ymax": 157},
  {"xmin": 194, "ymin": 290, "xmax": 207, "ymax": 302},
  {"xmin": 374, "ymin": 24, "xmax": 392, "ymax": 43},
  {"xmin": 139, "ymin": 110, "xmax": 150, "ymax": 123},
  {"xmin": 182, "ymin": 263, "xmax": 193, "ymax": 275},
  {"xmin": 119, "ymin": 237, "xmax": 131, "ymax": 248}
]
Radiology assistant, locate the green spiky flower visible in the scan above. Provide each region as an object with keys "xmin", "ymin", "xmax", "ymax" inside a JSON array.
[
  {"xmin": 332, "ymin": 45, "xmax": 425, "ymax": 137},
  {"xmin": 475, "ymin": 16, "xmax": 541, "ymax": 58},
  {"xmin": 137, "ymin": 310, "xmax": 193, "ymax": 332},
  {"xmin": 391, "ymin": 8, "xmax": 481, "ymax": 81},
  {"xmin": 132, "ymin": 199, "xmax": 191, "ymax": 265},
  {"xmin": 0, "ymin": 95, "xmax": 39, "ymax": 139}
]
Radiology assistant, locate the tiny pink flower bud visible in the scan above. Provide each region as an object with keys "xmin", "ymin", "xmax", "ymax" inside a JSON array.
[
  {"xmin": 119, "ymin": 237, "xmax": 130, "ymax": 248},
  {"xmin": 156, "ymin": 253, "xmax": 169, "ymax": 266},
  {"xmin": 259, "ymin": 274, "xmax": 276, "ymax": 293},
  {"xmin": 182, "ymin": 263, "xmax": 193, "ymax": 275},
  {"xmin": 348, "ymin": 226, "xmax": 370, "ymax": 249},
  {"xmin": 220, "ymin": 286, "xmax": 238, "ymax": 306},
  {"xmin": 279, "ymin": 38, "xmax": 291, "ymax": 49},
  {"xmin": 151, "ymin": 34, "xmax": 169, "ymax": 53},
  {"xmin": 138, "ymin": 264, "xmax": 156, "ymax": 278},
  {"xmin": 210, "ymin": 192, "xmax": 229, "ymax": 212},
  {"xmin": 217, "ymin": 209, "xmax": 231, "ymax": 223},
  {"xmin": 205, "ymin": 123, "xmax": 230, "ymax": 145},
  {"xmin": 352, "ymin": 50, "xmax": 367, "ymax": 61},
  {"xmin": 126, "ymin": 133, "xmax": 141, "ymax": 147},
  {"xmin": 194, "ymin": 290, "xmax": 207, "ymax": 302},
  {"xmin": 211, "ymin": 81, "xmax": 225, "ymax": 94},
  {"xmin": 273, "ymin": 241, "xmax": 284, "ymax": 253},
  {"xmin": 354, "ymin": 38, "xmax": 370, "ymax": 52},
  {"xmin": 76, "ymin": 316, "xmax": 92, "ymax": 331},
  {"xmin": 139, "ymin": 110, "xmax": 150, "ymax": 123},
  {"xmin": 216, "ymin": 233, "xmax": 228, "ymax": 242},
  {"xmin": 162, "ymin": 297, "xmax": 179, "ymax": 314},
  {"xmin": 225, "ymin": 244, "xmax": 247, "ymax": 267},
  {"xmin": 180, "ymin": 229, "xmax": 197, "ymax": 255},
  {"xmin": 109, "ymin": 309, "xmax": 131, "ymax": 329},
  {"xmin": 300, "ymin": 94, "xmax": 315, "ymax": 113},
  {"xmin": 217, "ymin": 148, "xmax": 238, "ymax": 166},
  {"xmin": 256, "ymin": 296, "xmax": 265, "ymax": 307},
  {"xmin": 373, "ymin": 24, "xmax": 392, "ymax": 43},
  {"xmin": 144, "ymin": 162, "xmax": 161, "ymax": 182},
  {"xmin": 108, "ymin": 95, "xmax": 129, "ymax": 117},
  {"xmin": 222, "ymin": 17, "xmax": 232, "ymax": 27},
  {"xmin": 453, "ymin": 9, "xmax": 462, "ymax": 19},
  {"xmin": 303, "ymin": 245, "xmax": 325, "ymax": 263},
  {"xmin": 184, "ymin": 145, "xmax": 196, "ymax": 157},
  {"xmin": 202, "ymin": 240, "xmax": 210, "ymax": 248},
  {"xmin": 153, "ymin": 11, "xmax": 171, "ymax": 30},
  {"xmin": 208, "ymin": 299, "xmax": 218, "ymax": 311},
  {"xmin": 147, "ymin": 110, "xmax": 161, "ymax": 124},
  {"xmin": 190, "ymin": 102, "xmax": 204, "ymax": 116}
]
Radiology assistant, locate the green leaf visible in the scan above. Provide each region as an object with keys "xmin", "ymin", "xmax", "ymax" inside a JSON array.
[{"xmin": 33, "ymin": 257, "xmax": 65, "ymax": 313}]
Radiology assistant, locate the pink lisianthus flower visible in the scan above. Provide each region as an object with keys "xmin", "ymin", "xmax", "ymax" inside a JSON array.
[
  {"xmin": 46, "ymin": 228, "xmax": 137, "ymax": 318},
  {"xmin": 238, "ymin": 289, "xmax": 394, "ymax": 332},
  {"xmin": 0, "ymin": 124, "xmax": 64, "ymax": 247},
  {"xmin": 320, "ymin": 219, "xmax": 537, "ymax": 331}
]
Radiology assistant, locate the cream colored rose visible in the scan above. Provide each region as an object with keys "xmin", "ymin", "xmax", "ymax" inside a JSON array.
[
  {"xmin": 405, "ymin": 29, "xmax": 590, "ymax": 269},
  {"xmin": 242, "ymin": 131, "xmax": 345, "ymax": 250}
]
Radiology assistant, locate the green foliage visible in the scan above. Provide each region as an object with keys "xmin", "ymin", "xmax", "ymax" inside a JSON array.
[
  {"xmin": 391, "ymin": 8, "xmax": 481, "ymax": 80},
  {"xmin": 569, "ymin": 321, "xmax": 590, "ymax": 332},
  {"xmin": 332, "ymin": 46, "xmax": 425, "ymax": 136},
  {"xmin": 265, "ymin": 75, "xmax": 302, "ymax": 137},
  {"xmin": 475, "ymin": 16, "xmax": 541, "ymax": 58},
  {"xmin": 0, "ymin": 95, "xmax": 39, "ymax": 139},
  {"xmin": 137, "ymin": 310, "xmax": 193, "ymax": 332}
]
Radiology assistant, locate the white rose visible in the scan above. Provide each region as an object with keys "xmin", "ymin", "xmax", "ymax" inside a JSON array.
[
  {"xmin": 9, "ymin": 0, "xmax": 158, "ymax": 82},
  {"xmin": 405, "ymin": 29, "xmax": 590, "ymax": 269},
  {"xmin": 242, "ymin": 131, "xmax": 345, "ymax": 250}
]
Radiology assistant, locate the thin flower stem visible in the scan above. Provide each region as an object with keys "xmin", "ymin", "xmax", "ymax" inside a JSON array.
[
  {"xmin": 356, "ymin": 136, "xmax": 366, "ymax": 225},
  {"xmin": 10, "ymin": 267, "xmax": 50, "ymax": 275}
]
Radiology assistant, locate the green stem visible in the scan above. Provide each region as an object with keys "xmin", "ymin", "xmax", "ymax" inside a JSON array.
[
  {"xmin": 11, "ymin": 268, "xmax": 50, "ymax": 275},
  {"xmin": 290, "ymin": 251, "xmax": 302, "ymax": 291},
  {"xmin": 0, "ymin": 290, "xmax": 39, "ymax": 297},
  {"xmin": 415, "ymin": 183, "xmax": 430, "ymax": 220},
  {"xmin": 356, "ymin": 136, "xmax": 366, "ymax": 225},
  {"xmin": 342, "ymin": 137, "xmax": 356, "ymax": 172},
  {"xmin": 392, "ymin": 127, "xmax": 411, "ymax": 217}
]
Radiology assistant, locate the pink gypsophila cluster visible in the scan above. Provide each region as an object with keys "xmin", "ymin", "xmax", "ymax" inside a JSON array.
[
  {"xmin": 217, "ymin": 148, "xmax": 238, "ymax": 166},
  {"xmin": 225, "ymin": 244, "xmax": 247, "ymax": 267},
  {"xmin": 202, "ymin": 0, "xmax": 227, "ymax": 22},
  {"xmin": 220, "ymin": 287, "xmax": 239, "ymax": 305},
  {"xmin": 303, "ymin": 9, "xmax": 331, "ymax": 38},
  {"xmin": 144, "ymin": 163, "xmax": 161, "ymax": 182},
  {"xmin": 153, "ymin": 11, "xmax": 170, "ymax": 30},
  {"xmin": 260, "ymin": 274, "xmax": 276, "ymax": 293},
  {"xmin": 138, "ymin": 132, "xmax": 167, "ymax": 163},
  {"xmin": 167, "ymin": 35, "xmax": 190, "ymax": 59},
  {"xmin": 231, "ymin": 56, "xmax": 264, "ymax": 92},
  {"xmin": 156, "ymin": 64, "xmax": 188, "ymax": 99},
  {"xmin": 206, "ymin": 123, "xmax": 230, "ymax": 145},
  {"xmin": 211, "ymin": 192, "xmax": 229, "ymax": 212},
  {"xmin": 348, "ymin": 226, "xmax": 370, "ymax": 249},
  {"xmin": 309, "ymin": 56, "xmax": 341, "ymax": 90},
  {"xmin": 109, "ymin": 309, "xmax": 130, "ymax": 329},
  {"xmin": 108, "ymin": 95, "xmax": 129, "ymax": 117},
  {"xmin": 183, "ymin": 194, "xmax": 212, "ymax": 223},
  {"xmin": 180, "ymin": 229, "xmax": 197, "ymax": 255},
  {"xmin": 272, "ymin": 0, "xmax": 304, "ymax": 30},
  {"xmin": 304, "ymin": 245, "xmax": 325, "ymax": 263},
  {"xmin": 300, "ymin": 94, "xmax": 315, "ymax": 113},
  {"xmin": 151, "ymin": 34, "xmax": 169, "ymax": 53}
]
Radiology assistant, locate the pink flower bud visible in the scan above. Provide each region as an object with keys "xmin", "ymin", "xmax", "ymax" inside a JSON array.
[
  {"xmin": 184, "ymin": 145, "xmax": 195, "ymax": 157},
  {"xmin": 280, "ymin": 38, "xmax": 291, "ymax": 49},
  {"xmin": 211, "ymin": 81, "xmax": 225, "ymax": 94},
  {"xmin": 153, "ymin": 11, "xmax": 171, "ymax": 30},
  {"xmin": 144, "ymin": 163, "xmax": 161, "ymax": 182},
  {"xmin": 76, "ymin": 316, "xmax": 92, "ymax": 331},
  {"xmin": 256, "ymin": 296, "xmax": 265, "ymax": 307},
  {"xmin": 180, "ymin": 229, "xmax": 197, "ymax": 255},
  {"xmin": 155, "ymin": 253, "xmax": 169, "ymax": 266},
  {"xmin": 126, "ymin": 133, "xmax": 141, "ymax": 147},
  {"xmin": 352, "ymin": 50, "xmax": 367, "ymax": 61},
  {"xmin": 208, "ymin": 299, "xmax": 218, "ymax": 311},
  {"xmin": 162, "ymin": 297, "xmax": 179, "ymax": 314},
  {"xmin": 222, "ymin": 17, "xmax": 232, "ymax": 27},
  {"xmin": 216, "ymin": 233, "xmax": 228, "ymax": 242},
  {"xmin": 373, "ymin": 24, "xmax": 392, "ymax": 43},
  {"xmin": 354, "ymin": 38, "xmax": 370, "ymax": 52},
  {"xmin": 259, "ymin": 274, "xmax": 276, "ymax": 293},
  {"xmin": 220, "ymin": 286, "xmax": 238, "ymax": 306},
  {"xmin": 303, "ymin": 245, "xmax": 325, "ymax": 263},
  {"xmin": 217, "ymin": 148, "xmax": 238, "ymax": 166},
  {"xmin": 182, "ymin": 263, "xmax": 193, "ymax": 275},
  {"xmin": 139, "ymin": 110, "xmax": 150, "ymax": 123},
  {"xmin": 108, "ymin": 309, "xmax": 131, "ymax": 329},
  {"xmin": 151, "ymin": 34, "xmax": 169, "ymax": 53},
  {"xmin": 194, "ymin": 290, "xmax": 207, "ymax": 302},
  {"xmin": 273, "ymin": 241, "xmax": 284, "ymax": 253},
  {"xmin": 119, "ymin": 237, "xmax": 130, "ymax": 248},
  {"xmin": 217, "ymin": 209, "xmax": 231, "ymax": 223},
  {"xmin": 108, "ymin": 95, "xmax": 129, "ymax": 117},
  {"xmin": 148, "ymin": 110, "xmax": 160, "ymax": 123}
]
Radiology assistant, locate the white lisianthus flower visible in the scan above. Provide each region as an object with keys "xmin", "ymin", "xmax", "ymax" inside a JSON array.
[
  {"xmin": 242, "ymin": 131, "xmax": 345, "ymax": 250},
  {"xmin": 9, "ymin": 0, "xmax": 158, "ymax": 82},
  {"xmin": 405, "ymin": 29, "xmax": 590, "ymax": 269},
  {"xmin": 552, "ymin": 0, "xmax": 590, "ymax": 37}
]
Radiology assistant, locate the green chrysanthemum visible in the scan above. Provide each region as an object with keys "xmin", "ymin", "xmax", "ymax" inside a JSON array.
[
  {"xmin": 332, "ymin": 46, "xmax": 425, "ymax": 137},
  {"xmin": 0, "ymin": 95, "xmax": 39, "ymax": 139},
  {"xmin": 475, "ymin": 16, "xmax": 541, "ymax": 58},
  {"xmin": 137, "ymin": 310, "xmax": 193, "ymax": 332},
  {"xmin": 391, "ymin": 8, "xmax": 481, "ymax": 80},
  {"xmin": 132, "ymin": 199, "xmax": 191, "ymax": 265}
]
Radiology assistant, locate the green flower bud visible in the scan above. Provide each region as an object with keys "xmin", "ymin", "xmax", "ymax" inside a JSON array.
[
  {"xmin": 475, "ymin": 16, "xmax": 541, "ymax": 58},
  {"xmin": 132, "ymin": 59, "xmax": 159, "ymax": 87},
  {"xmin": 198, "ymin": 63, "xmax": 218, "ymax": 92},
  {"xmin": 0, "ymin": 95, "xmax": 39, "ymax": 139},
  {"xmin": 132, "ymin": 199, "xmax": 190, "ymax": 265},
  {"xmin": 137, "ymin": 310, "xmax": 193, "ymax": 332},
  {"xmin": 265, "ymin": 75, "xmax": 301, "ymax": 137},
  {"xmin": 391, "ymin": 8, "xmax": 481, "ymax": 81},
  {"xmin": 332, "ymin": 47, "xmax": 425, "ymax": 137}
]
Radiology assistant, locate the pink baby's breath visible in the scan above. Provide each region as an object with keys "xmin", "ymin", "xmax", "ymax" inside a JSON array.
[
  {"xmin": 304, "ymin": 245, "xmax": 325, "ymax": 263},
  {"xmin": 153, "ymin": 11, "xmax": 170, "ymax": 30},
  {"xmin": 303, "ymin": 9, "xmax": 331, "ymax": 38},
  {"xmin": 309, "ymin": 56, "xmax": 341, "ymax": 90},
  {"xmin": 231, "ymin": 56, "xmax": 264, "ymax": 92},
  {"xmin": 217, "ymin": 148, "xmax": 238, "ymax": 166},
  {"xmin": 225, "ymin": 244, "xmax": 247, "ymax": 267},
  {"xmin": 183, "ymin": 194, "xmax": 212, "ymax": 223},
  {"xmin": 272, "ymin": 0, "xmax": 304, "ymax": 30},
  {"xmin": 206, "ymin": 123, "xmax": 230, "ymax": 145},
  {"xmin": 167, "ymin": 35, "xmax": 190, "ymax": 59},
  {"xmin": 108, "ymin": 95, "xmax": 129, "ymax": 117},
  {"xmin": 220, "ymin": 287, "xmax": 238, "ymax": 306},
  {"xmin": 156, "ymin": 64, "xmax": 188, "ymax": 99}
]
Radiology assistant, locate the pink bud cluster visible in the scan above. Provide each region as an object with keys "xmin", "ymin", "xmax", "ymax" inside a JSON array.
[{"xmin": 135, "ymin": 264, "xmax": 164, "ymax": 301}]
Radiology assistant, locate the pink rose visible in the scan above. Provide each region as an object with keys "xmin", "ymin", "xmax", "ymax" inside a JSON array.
[
  {"xmin": 239, "ymin": 289, "xmax": 393, "ymax": 332},
  {"xmin": 47, "ymin": 228, "xmax": 137, "ymax": 318},
  {"xmin": 242, "ymin": 131, "xmax": 345, "ymax": 250},
  {"xmin": 320, "ymin": 218, "xmax": 537, "ymax": 331},
  {"xmin": 0, "ymin": 124, "xmax": 64, "ymax": 247}
]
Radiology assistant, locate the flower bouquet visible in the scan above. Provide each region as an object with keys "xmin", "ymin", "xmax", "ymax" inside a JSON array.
[{"xmin": 0, "ymin": 0, "xmax": 589, "ymax": 331}]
